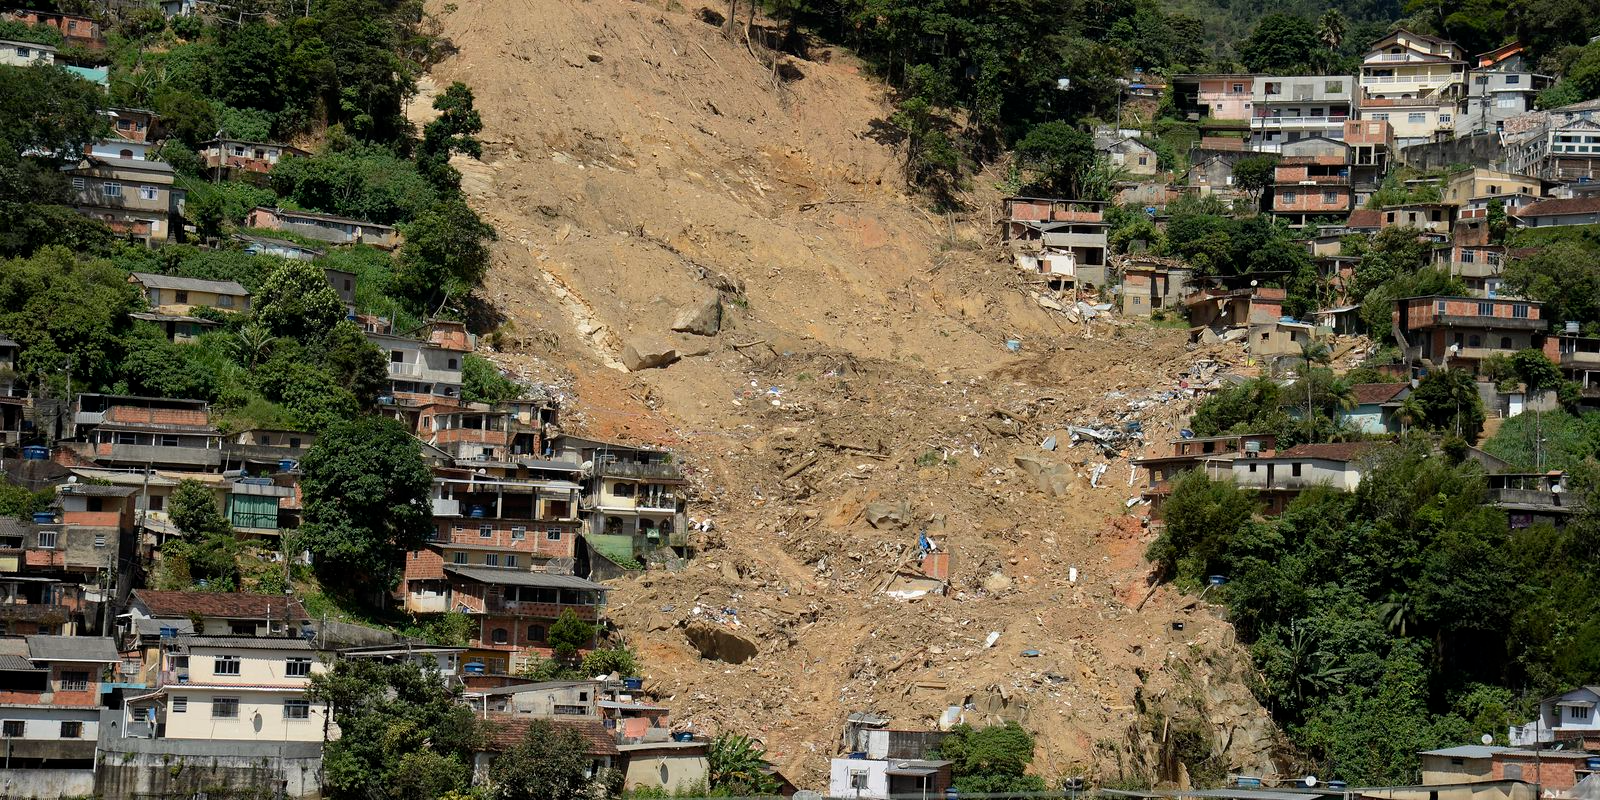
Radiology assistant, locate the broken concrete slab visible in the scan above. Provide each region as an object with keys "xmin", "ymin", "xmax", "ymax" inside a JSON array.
[
  {"xmin": 683, "ymin": 621, "xmax": 759, "ymax": 664},
  {"xmin": 622, "ymin": 337, "xmax": 681, "ymax": 371},
  {"xmin": 672, "ymin": 294, "xmax": 723, "ymax": 336},
  {"xmin": 864, "ymin": 500, "xmax": 909, "ymax": 529}
]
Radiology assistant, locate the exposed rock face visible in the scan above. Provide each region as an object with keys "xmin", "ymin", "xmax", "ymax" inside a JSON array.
[
  {"xmin": 683, "ymin": 621, "xmax": 760, "ymax": 664},
  {"xmin": 622, "ymin": 337, "xmax": 681, "ymax": 371},
  {"xmin": 672, "ymin": 294, "xmax": 723, "ymax": 336}
]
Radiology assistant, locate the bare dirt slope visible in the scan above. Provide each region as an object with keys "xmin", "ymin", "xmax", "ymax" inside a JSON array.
[{"xmin": 415, "ymin": 0, "xmax": 1287, "ymax": 786}]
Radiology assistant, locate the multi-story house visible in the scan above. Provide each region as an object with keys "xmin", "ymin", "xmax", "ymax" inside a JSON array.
[
  {"xmin": 221, "ymin": 428, "xmax": 315, "ymax": 475},
  {"xmin": 418, "ymin": 404, "xmax": 543, "ymax": 462},
  {"xmin": 1434, "ymin": 216, "xmax": 1510, "ymax": 298},
  {"xmin": 1357, "ymin": 30, "xmax": 1466, "ymax": 146},
  {"xmin": 1517, "ymin": 196, "xmax": 1600, "ymax": 228},
  {"xmin": 1458, "ymin": 42, "xmax": 1551, "ymax": 136},
  {"xmin": 1117, "ymin": 260, "xmax": 1192, "ymax": 318},
  {"xmin": 1231, "ymin": 442, "xmax": 1375, "ymax": 515},
  {"xmin": 1171, "ymin": 74, "xmax": 1256, "ymax": 122},
  {"xmin": 1001, "ymin": 197, "xmax": 1110, "ymax": 289},
  {"xmin": 1133, "ymin": 433, "xmax": 1278, "ymax": 517},
  {"xmin": 0, "ymin": 636, "xmax": 118, "ymax": 770},
  {"xmin": 552, "ymin": 435, "xmax": 689, "ymax": 565},
  {"xmin": 199, "ymin": 139, "xmax": 309, "ymax": 180},
  {"xmin": 126, "ymin": 590, "xmax": 311, "ymax": 640},
  {"xmin": 122, "ymin": 635, "xmax": 332, "ymax": 742},
  {"xmin": 1502, "ymin": 98, "xmax": 1600, "ymax": 182},
  {"xmin": 368, "ymin": 320, "xmax": 472, "ymax": 406},
  {"xmin": 0, "ymin": 37, "xmax": 55, "ymax": 66},
  {"xmin": 1442, "ymin": 168, "xmax": 1543, "ymax": 205},
  {"xmin": 64, "ymin": 155, "xmax": 182, "ymax": 245},
  {"xmin": 1393, "ymin": 295, "xmax": 1544, "ymax": 373},
  {"xmin": 1544, "ymin": 331, "xmax": 1600, "ymax": 399},
  {"xmin": 1379, "ymin": 202, "xmax": 1454, "ymax": 235},
  {"xmin": 1344, "ymin": 119, "xmax": 1394, "ymax": 200},
  {"xmin": 1270, "ymin": 138, "xmax": 1354, "ymax": 227},
  {"xmin": 69, "ymin": 393, "xmax": 222, "ymax": 471},
  {"xmin": 90, "ymin": 108, "xmax": 161, "ymax": 161},
  {"xmin": 0, "ymin": 556, "xmax": 87, "ymax": 637},
  {"xmin": 1249, "ymin": 75, "xmax": 1355, "ymax": 152},
  {"xmin": 247, "ymin": 206, "xmax": 401, "ymax": 249},
  {"xmin": 1510, "ymin": 686, "xmax": 1600, "ymax": 745},
  {"xmin": 435, "ymin": 568, "xmax": 609, "ymax": 675}
]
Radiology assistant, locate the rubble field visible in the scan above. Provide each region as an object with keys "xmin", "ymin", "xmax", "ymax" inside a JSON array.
[{"xmin": 415, "ymin": 0, "xmax": 1290, "ymax": 785}]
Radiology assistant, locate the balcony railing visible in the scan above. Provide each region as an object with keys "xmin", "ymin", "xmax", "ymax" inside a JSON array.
[
  {"xmin": 1253, "ymin": 115, "xmax": 1348, "ymax": 126},
  {"xmin": 595, "ymin": 461, "xmax": 683, "ymax": 481},
  {"xmin": 389, "ymin": 361, "xmax": 423, "ymax": 377}
]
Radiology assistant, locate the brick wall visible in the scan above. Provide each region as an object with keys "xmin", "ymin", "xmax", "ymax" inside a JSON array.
[
  {"xmin": 104, "ymin": 406, "xmax": 208, "ymax": 427},
  {"xmin": 405, "ymin": 548, "xmax": 446, "ymax": 581}
]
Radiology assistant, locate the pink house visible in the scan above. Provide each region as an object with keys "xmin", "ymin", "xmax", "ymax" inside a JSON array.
[{"xmin": 1173, "ymin": 74, "xmax": 1257, "ymax": 121}]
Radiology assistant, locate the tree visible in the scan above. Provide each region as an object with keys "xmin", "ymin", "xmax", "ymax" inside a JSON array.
[
  {"xmin": 1146, "ymin": 470, "xmax": 1258, "ymax": 584},
  {"xmin": 462, "ymin": 354, "xmax": 521, "ymax": 404},
  {"xmin": 322, "ymin": 321, "xmax": 389, "ymax": 409},
  {"xmin": 298, "ymin": 416, "xmax": 433, "ymax": 591},
  {"xmin": 255, "ymin": 259, "xmax": 345, "ymax": 342},
  {"xmin": 120, "ymin": 325, "xmax": 223, "ymax": 402},
  {"xmin": 170, "ymin": 478, "xmax": 229, "ymax": 538},
  {"xmin": 0, "ymin": 64, "xmax": 110, "ymax": 161},
  {"xmin": 1316, "ymin": 9, "xmax": 1347, "ymax": 52},
  {"xmin": 311, "ymin": 660, "xmax": 483, "ymax": 800},
  {"xmin": 1014, "ymin": 121, "xmax": 1095, "ymax": 197},
  {"xmin": 935, "ymin": 721, "xmax": 1049, "ymax": 794},
  {"xmin": 489, "ymin": 719, "xmax": 606, "ymax": 800},
  {"xmin": 396, "ymin": 199, "xmax": 497, "ymax": 313},
  {"xmin": 1237, "ymin": 15, "xmax": 1320, "ymax": 74},
  {"xmin": 580, "ymin": 646, "xmax": 640, "ymax": 677},
  {"xmin": 1484, "ymin": 408, "xmax": 1600, "ymax": 471},
  {"xmin": 1233, "ymin": 156, "xmax": 1277, "ymax": 208},
  {"xmin": 546, "ymin": 608, "xmax": 596, "ymax": 662},
  {"xmin": 1486, "ymin": 198, "xmax": 1508, "ymax": 244},
  {"xmin": 707, "ymin": 733, "xmax": 781, "ymax": 796},
  {"xmin": 162, "ymin": 479, "xmax": 241, "ymax": 589},
  {"xmin": 0, "ymin": 247, "xmax": 141, "ymax": 392},
  {"xmin": 1298, "ymin": 340, "xmax": 1332, "ymax": 441},
  {"xmin": 1503, "ymin": 242, "xmax": 1600, "ymax": 331},
  {"xmin": 418, "ymin": 81, "xmax": 484, "ymax": 193},
  {"xmin": 268, "ymin": 140, "xmax": 438, "ymax": 225},
  {"xmin": 1411, "ymin": 368, "xmax": 1487, "ymax": 443}
]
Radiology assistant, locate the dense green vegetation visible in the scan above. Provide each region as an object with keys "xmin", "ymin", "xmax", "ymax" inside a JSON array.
[
  {"xmin": 1149, "ymin": 439, "xmax": 1600, "ymax": 782},
  {"xmin": 934, "ymin": 722, "xmax": 1049, "ymax": 794}
]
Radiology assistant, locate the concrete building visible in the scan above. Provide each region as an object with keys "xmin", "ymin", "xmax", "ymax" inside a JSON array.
[
  {"xmin": 432, "ymin": 567, "xmax": 608, "ymax": 675},
  {"xmin": 91, "ymin": 108, "xmax": 161, "ymax": 162},
  {"xmin": 1133, "ymin": 433, "xmax": 1278, "ymax": 517},
  {"xmin": 64, "ymin": 156, "xmax": 182, "ymax": 245},
  {"xmin": 1117, "ymin": 260, "xmax": 1192, "ymax": 318},
  {"xmin": 1459, "ymin": 43, "xmax": 1552, "ymax": 137},
  {"xmin": 1380, "ymin": 203, "xmax": 1455, "ymax": 234},
  {"xmin": 1345, "ymin": 118, "xmax": 1396, "ymax": 198},
  {"xmin": 1095, "ymin": 132, "xmax": 1159, "ymax": 176},
  {"xmin": 198, "ymin": 139, "xmax": 308, "ymax": 178},
  {"xmin": 3, "ymin": 10, "xmax": 102, "ymax": 48},
  {"xmin": 1249, "ymin": 75, "xmax": 1355, "ymax": 151},
  {"xmin": 1393, "ymin": 295, "xmax": 1544, "ymax": 373},
  {"xmin": 128, "ymin": 273, "xmax": 251, "ymax": 316},
  {"xmin": 1358, "ymin": 30, "xmax": 1466, "ymax": 146},
  {"xmin": 1510, "ymin": 686, "xmax": 1600, "ymax": 745},
  {"xmin": 367, "ymin": 320, "xmax": 472, "ymax": 406},
  {"xmin": 0, "ymin": 636, "xmax": 117, "ymax": 770},
  {"xmin": 618, "ymin": 741, "xmax": 711, "ymax": 795},
  {"xmin": 828, "ymin": 756, "xmax": 954, "ymax": 800},
  {"xmin": 1443, "ymin": 168, "xmax": 1543, "ymax": 206},
  {"xmin": 1171, "ymin": 74, "xmax": 1257, "ymax": 122},
  {"xmin": 1271, "ymin": 141, "xmax": 1354, "ymax": 227},
  {"xmin": 0, "ymin": 37, "xmax": 55, "ymax": 66},
  {"xmin": 247, "ymin": 206, "xmax": 401, "ymax": 249},
  {"xmin": 1001, "ymin": 197, "xmax": 1110, "ymax": 289},
  {"xmin": 123, "ymin": 636, "xmax": 331, "ymax": 743},
  {"xmin": 126, "ymin": 590, "xmax": 311, "ymax": 640},
  {"xmin": 1341, "ymin": 382, "xmax": 1411, "ymax": 434},
  {"xmin": 1517, "ymin": 196, "xmax": 1600, "ymax": 228},
  {"xmin": 70, "ymin": 394, "xmax": 222, "ymax": 471},
  {"xmin": 1231, "ymin": 442, "xmax": 1375, "ymax": 515},
  {"xmin": 550, "ymin": 435, "xmax": 689, "ymax": 565},
  {"xmin": 1501, "ymin": 99, "xmax": 1600, "ymax": 182}
]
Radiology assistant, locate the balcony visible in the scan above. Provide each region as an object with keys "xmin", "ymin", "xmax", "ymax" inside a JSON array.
[
  {"xmin": 102, "ymin": 444, "xmax": 220, "ymax": 468},
  {"xmin": 389, "ymin": 361, "xmax": 423, "ymax": 378},
  {"xmin": 1426, "ymin": 314, "xmax": 1543, "ymax": 331},
  {"xmin": 432, "ymin": 498, "xmax": 461, "ymax": 517},
  {"xmin": 1253, "ymin": 115, "xmax": 1348, "ymax": 127},
  {"xmin": 1560, "ymin": 351, "xmax": 1600, "ymax": 369},
  {"xmin": 406, "ymin": 594, "xmax": 450, "ymax": 613},
  {"xmin": 595, "ymin": 461, "xmax": 684, "ymax": 481}
]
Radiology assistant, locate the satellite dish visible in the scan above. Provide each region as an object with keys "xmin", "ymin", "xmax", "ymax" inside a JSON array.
[
  {"xmin": 1304, "ymin": 776, "xmax": 1319, "ymax": 788},
  {"xmin": 1483, "ymin": 734, "xmax": 1495, "ymax": 745}
]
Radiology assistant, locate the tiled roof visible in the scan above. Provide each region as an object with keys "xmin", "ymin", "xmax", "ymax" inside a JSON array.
[
  {"xmin": 1350, "ymin": 383, "xmax": 1407, "ymax": 405},
  {"xmin": 133, "ymin": 590, "xmax": 308, "ymax": 621},
  {"xmin": 1521, "ymin": 197, "xmax": 1600, "ymax": 218},
  {"xmin": 183, "ymin": 635, "xmax": 313, "ymax": 651},
  {"xmin": 128, "ymin": 272, "xmax": 248, "ymax": 295},
  {"xmin": 1275, "ymin": 442, "xmax": 1377, "ymax": 462},
  {"xmin": 481, "ymin": 717, "xmax": 620, "ymax": 756},
  {"xmin": 444, "ymin": 566, "xmax": 608, "ymax": 591},
  {"xmin": 1346, "ymin": 209, "xmax": 1381, "ymax": 228}
]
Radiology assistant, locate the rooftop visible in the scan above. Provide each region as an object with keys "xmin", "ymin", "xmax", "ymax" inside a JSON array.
[
  {"xmin": 1520, "ymin": 197, "xmax": 1600, "ymax": 218},
  {"xmin": 1350, "ymin": 383, "xmax": 1408, "ymax": 406},
  {"xmin": 133, "ymin": 590, "xmax": 309, "ymax": 621},
  {"xmin": 1274, "ymin": 442, "xmax": 1377, "ymax": 462},
  {"xmin": 253, "ymin": 206, "xmax": 396, "ymax": 231},
  {"xmin": 443, "ymin": 566, "xmax": 609, "ymax": 592},
  {"xmin": 183, "ymin": 635, "xmax": 314, "ymax": 651},
  {"xmin": 481, "ymin": 717, "xmax": 620, "ymax": 756},
  {"xmin": 129, "ymin": 272, "xmax": 249, "ymax": 295},
  {"xmin": 26, "ymin": 635, "xmax": 119, "ymax": 663}
]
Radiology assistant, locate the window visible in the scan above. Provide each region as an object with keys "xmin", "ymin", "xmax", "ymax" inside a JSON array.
[
  {"xmin": 214, "ymin": 655, "xmax": 241, "ymax": 676},
  {"xmin": 479, "ymin": 524, "xmax": 493, "ymax": 538},
  {"xmin": 160, "ymin": 435, "xmax": 179, "ymax": 447},
  {"xmin": 1291, "ymin": 464, "xmax": 1303, "ymax": 477},
  {"xmin": 1408, "ymin": 112, "xmax": 1427, "ymax": 124},
  {"xmin": 212, "ymin": 697, "xmax": 239, "ymax": 718},
  {"xmin": 1513, "ymin": 304, "xmax": 1530, "ymax": 319},
  {"xmin": 1371, "ymin": 113, "xmax": 1389, "ymax": 121},
  {"xmin": 850, "ymin": 771, "xmax": 870, "ymax": 791},
  {"xmin": 1462, "ymin": 249, "xmax": 1476, "ymax": 264},
  {"xmin": 1478, "ymin": 302, "xmax": 1492, "ymax": 316},
  {"xmin": 94, "ymin": 534, "xmax": 105, "ymax": 548},
  {"xmin": 36, "ymin": 530, "xmax": 56, "ymax": 549},
  {"xmin": 117, "ymin": 118, "xmax": 132, "ymax": 130},
  {"xmin": 1440, "ymin": 113, "xmax": 1452, "ymax": 123},
  {"xmin": 546, "ymin": 529, "xmax": 562, "ymax": 541},
  {"xmin": 485, "ymin": 554, "xmax": 499, "ymax": 567},
  {"xmin": 60, "ymin": 721, "xmax": 82, "ymax": 738},
  {"xmin": 492, "ymin": 628, "xmax": 508, "ymax": 644},
  {"xmin": 229, "ymin": 622, "xmax": 255, "ymax": 635},
  {"xmin": 1505, "ymin": 75, "xmax": 1520, "ymax": 85},
  {"xmin": 528, "ymin": 625, "xmax": 545, "ymax": 642},
  {"xmin": 611, "ymin": 482, "xmax": 634, "ymax": 498},
  {"xmin": 1232, "ymin": 83, "xmax": 1244, "ymax": 93},
  {"xmin": 453, "ymin": 551, "xmax": 468, "ymax": 565},
  {"xmin": 1436, "ymin": 300, "xmax": 1447, "ymax": 315},
  {"xmin": 103, "ymin": 181, "xmax": 122, "ymax": 198},
  {"xmin": 217, "ymin": 294, "xmax": 233, "ymax": 308},
  {"xmin": 511, "ymin": 526, "xmax": 525, "ymax": 540},
  {"xmin": 1138, "ymin": 156, "xmax": 1148, "ymax": 166},
  {"xmin": 2, "ymin": 720, "xmax": 23, "ymax": 737},
  {"xmin": 504, "ymin": 555, "xmax": 517, "ymax": 568},
  {"xmin": 343, "ymin": 279, "xmax": 352, "ymax": 291},
  {"xmin": 139, "ymin": 185, "xmax": 158, "ymax": 200},
  {"xmin": 447, "ymin": 358, "xmax": 458, "ymax": 370},
  {"xmin": 286, "ymin": 658, "xmax": 312, "ymax": 677},
  {"xmin": 283, "ymin": 699, "xmax": 311, "ymax": 720},
  {"xmin": 391, "ymin": 350, "xmax": 404, "ymax": 363},
  {"xmin": 1501, "ymin": 336, "xmax": 1513, "ymax": 349},
  {"xmin": 1572, "ymin": 705, "xmax": 1593, "ymax": 721},
  {"xmin": 150, "ymin": 495, "xmax": 164, "ymax": 511},
  {"xmin": 1323, "ymin": 191, "xmax": 1338, "ymax": 204},
  {"xmin": 60, "ymin": 670, "xmax": 88, "ymax": 691},
  {"xmin": 72, "ymin": 177, "xmax": 85, "ymax": 190},
  {"xmin": 172, "ymin": 696, "xmax": 187, "ymax": 713},
  {"xmin": 1282, "ymin": 192, "xmax": 1297, "ymax": 204}
]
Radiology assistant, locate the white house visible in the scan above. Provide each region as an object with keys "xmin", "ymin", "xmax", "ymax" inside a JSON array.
[
  {"xmin": 1509, "ymin": 686, "xmax": 1600, "ymax": 745},
  {"xmin": 1517, "ymin": 197, "xmax": 1600, "ymax": 228},
  {"xmin": 0, "ymin": 38, "xmax": 56, "ymax": 66},
  {"xmin": 124, "ymin": 635, "xmax": 333, "ymax": 743}
]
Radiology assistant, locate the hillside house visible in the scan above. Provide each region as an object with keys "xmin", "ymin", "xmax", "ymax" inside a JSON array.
[
  {"xmin": 1170, "ymin": 74, "xmax": 1256, "ymax": 122},
  {"xmin": 0, "ymin": 636, "xmax": 117, "ymax": 770},
  {"xmin": 1512, "ymin": 686, "xmax": 1600, "ymax": 745},
  {"xmin": 1094, "ymin": 133, "xmax": 1158, "ymax": 176},
  {"xmin": 1185, "ymin": 151, "xmax": 1254, "ymax": 199},
  {"xmin": 1342, "ymin": 383, "xmax": 1411, "ymax": 434},
  {"xmin": 123, "ymin": 636, "xmax": 331, "ymax": 742},
  {"xmin": 1379, "ymin": 202, "xmax": 1455, "ymax": 235},
  {"xmin": 128, "ymin": 272, "xmax": 250, "ymax": 316},
  {"xmin": 64, "ymin": 156, "xmax": 181, "ymax": 245},
  {"xmin": 1357, "ymin": 30, "xmax": 1466, "ymax": 146},
  {"xmin": 127, "ymin": 590, "xmax": 310, "ymax": 639},
  {"xmin": 1502, "ymin": 99, "xmax": 1600, "ymax": 182},
  {"xmin": 1133, "ymin": 433, "xmax": 1278, "ymax": 517},
  {"xmin": 0, "ymin": 561, "xmax": 87, "ymax": 637},
  {"xmin": 618, "ymin": 741, "xmax": 711, "ymax": 795},
  {"xmin": 1485, "ymin": 471, "xmax": 1579, "ymax": 530},
  {"xmin": 1002, "ymin": 197, "xmax": 1110, "ymax": 288},
  {"xmin": 199, "ymin": 139, "xmax": 308, "ymax": 178},
  {"xmin": 1271, "ymin": 141, "xmax": 1355, "ymax": 227},
  {"xmin": 247, "ymin": 206, "xmax": 401, "ymax": 249},
  {"xmin": 222, "ymin": 428, "xmax": 315, "ymax": 475},
  {"xmin": 1185, "ymin": 286, "xmax": 1287, "ymax": 331},
  {"xmin": 1344, "ymin": 208, "xmax": 1383, "ymax": 234},
  {"xmin": 0, "ymin": 37, "xmax": 54, "ymax": 66},
  {"xmin": 1344, "ymin": 118, "xmax": 1395, "ymax": 196},
  {"xmin": 1434, "ymin": 218, "xmax": 1511, "ymax": 298},
  {"xmin": 91, "ymin": 108, "xmax": 161, "ymax": 161},
  {"xmin": 1231, "ymin": 442, "xmax": 1375, "ymax": 515},
  {"xmin": 473, "ymin": 717, "xmax": 618, "ymax": 786},
  {"xmin": 0, "ymin": 336, "xmax": 24, "ymax": 442},
  {"xmin": 1393, "ymin": 295, "xmax": 1544, "ymax": 373},
  {"xmin": 234, "ymin": 234, "xmax": 325, "ymax": 262},
  {"xmin": 1249, "ymin": 75, "xmax": 1355, "ymax": 151},
  {"xmin": 468, "ymin": 679, "xmax": 603, "ymax": 717},
  {"xmin": 1459, "ymin": 43, "xmax": 1552, "ymax": 137},
  {"xmin": 1117, "ymin": 261, "xmax": 1192, "ymax": 318},
  {"xmin": 1544, "ymin": 333, "xmax": 1600, "ymax": 398},
  {"xmin": 550, "ymin": 435, "xmax": 689, "ymax": 566},
  {"xmin": 434, "ymin": 567, "xmax": 608, "ymax": 674},
  {"xmin": 828, "ymin": 757, "xmax": 954, "ymax": 800},
  {"xmin": 1443, "ymin": 168, "xmax": 1543, "ymax": 205},
  {"xmin": 70, "ymin": 393, "xmax": 221, "ymax": 471},
  {"xmin": 3, "ymin": 10, "xmax": 102, "ymax": 48},
  {"xmin": 1517, "ymin": 197, "xmax": 1600, "ymax": 228},
  {"xmin": 368, "ymin": 320, "xmax": 472, "ymax": 406}
]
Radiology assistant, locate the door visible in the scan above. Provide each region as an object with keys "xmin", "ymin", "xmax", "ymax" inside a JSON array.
[{"xmin": 1266, "ymin": 463, "xmax": 1276, "ymax": 487}]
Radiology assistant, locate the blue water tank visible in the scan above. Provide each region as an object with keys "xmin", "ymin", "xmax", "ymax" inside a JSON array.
[
  {"xmin": 278, "ymin": 459, "xmax": 296, "ymax": 472},
  {"xmin": 672, "ymin": 732, "xmax": 694, "ymax": 742},
  {"xmin": 848, "ymin": 752, "xmax": 867, "ymax": 760},
  {"xmin": 31, "ymin": 512, "xmax": 56, "ymax": 524},
  {"xmin": 622, "ymin": 677, "xmax": 644, "ymax": 690},
  {"xmin": 1207, "ymin": 575, "xmax": 1228, "ymax": 586},
  {"xmin": 21, "ymin": 446, "xmax": 47, "ymax": 460},
  {"xmin": 1329, "ymin": 781, "xmax": 1349, "ymax": 790},
  {"xmin": 464, "ymin": 661, "xmax": 485, "ymax": 674}
]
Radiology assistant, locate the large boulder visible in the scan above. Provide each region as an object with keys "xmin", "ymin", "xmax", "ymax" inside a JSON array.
[
  {"xmin": 622, "ymin": 337, "xmax": 680, "ymax": 371},
  {"xmin": 671, "ymin": 294, "xmax": 723, "ymax": 336},
  {"xmin": 864, "ymin": 500, "xmax": 910, "ymax": 529},
  {"xmin": 1013, "ymin": 453, "xmax": 1074, "ymax": 497},
  {"xmin": 683, "ymin": 621, "xmax": 760, "ymax": 664}
]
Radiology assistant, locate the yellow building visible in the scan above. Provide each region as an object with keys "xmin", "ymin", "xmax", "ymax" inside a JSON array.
[{"xmin": 128, "ymin": 273, "xmax": 251, "ymax": 315}]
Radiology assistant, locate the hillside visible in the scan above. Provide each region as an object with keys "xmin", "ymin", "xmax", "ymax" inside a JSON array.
[{"xmin": 413, "ymin": 0, "xmax": 1284, "ymax": 786}]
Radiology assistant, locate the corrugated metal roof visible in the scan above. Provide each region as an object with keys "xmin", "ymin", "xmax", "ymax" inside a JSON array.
[
  {"xmin": 1421, "ymin": 745, "xmax": 1506, "ymax": 758},
  {"xmin": 0, "ymin": 654, "xmax": 43, "ymax": 671},
  {"xmin": 183, "ymin": 635, "xmax": 312, "ymax": 651},
  {"xmin": 26, "ymin": 635, "xmax": 119, "ymax": 663},
  {"xmin": 128, "ymin": 272, "xmax": 249, "ymax": 295}
]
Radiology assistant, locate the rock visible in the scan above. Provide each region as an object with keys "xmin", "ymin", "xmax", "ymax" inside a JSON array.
[
  {"xmin": 672, "ymin": 294, "xmax": 723, "ymax": 336},
  {"xmin": 622, "ymin": 337, "xmax": 680, "ymax": 371},
  {"xmin": 1200, "ymin": 327, "xmax": 1222, "ymax": 345},
  {"xmin": 1035, "ymin": 294, "xmax": 1066, "ymax": 312},
  {"xmin": 864, "ymin": 500, "xmax": 909, "ymax": 529},
  {"xmin": 983, "ymin": 572, "xmax": 1013, "ymax": 592},
  {"xmin": 1012, "ymin": 453, "xmax": 1074, "ymax": 497},
  {"xmin": 683, "ymin": 621, "xmax": 760, "ymax": 664}
]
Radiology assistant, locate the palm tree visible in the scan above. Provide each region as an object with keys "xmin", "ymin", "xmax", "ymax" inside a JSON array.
[
  {"xmin": 1395, "ymin": 395, "xmax": 1425, "ymax": 434},
  {"xmin": 1379, "ymin": 592, "xmax": 1414, "ymax": 637},
  {"xmin": 229, "ymin": 323, "xmax": 277, "ymax": 368},
  {"xmin": 1298, "ymin": 340, "xmax": 1333, "ymax": 442},
  {"xmin": 1316, "ymin": 9, "xmax": 1346, "ymax": 53},
  {"xmin": 708, "ymin": 733, "xmax": 780, "ymax": 796}
]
